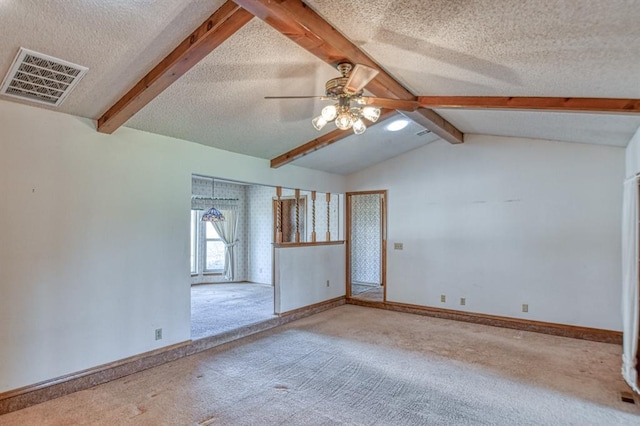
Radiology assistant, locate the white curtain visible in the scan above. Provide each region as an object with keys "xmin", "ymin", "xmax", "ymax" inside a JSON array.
[
  {"xmin": 211, "ymin": 208, "xmax": 239, "ymax": 281},
  {"xmin": 622, "ymin": 176, "xmax": 640, "ymax": 394}
]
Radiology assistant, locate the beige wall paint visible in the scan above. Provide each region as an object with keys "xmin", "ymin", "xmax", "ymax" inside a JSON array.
[
  {"xmin": 347, "ymin": 134, "xmax": 625, "ymax": 331},
  {"xmin": 0, "ymin": 100, "xmax": 345, "ymax": 393}
]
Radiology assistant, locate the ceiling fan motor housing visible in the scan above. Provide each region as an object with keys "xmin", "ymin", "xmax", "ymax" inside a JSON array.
[
  {"xmin": 324, "ymin": 62, "xmax": 363, "ymax": 97},
  {"xmin": 325, "ymin": 77, "xmax": 349, "ymax": 96}
]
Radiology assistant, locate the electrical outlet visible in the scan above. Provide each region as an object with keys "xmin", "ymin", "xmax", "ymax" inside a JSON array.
[
  {"xmin": 460, "ymin": 298, "xmax": 466, "ymax": 306},
  {"xmin": 394, "ymin": 243, "xmax": 403, "ymax": 250},
  {"xmin": 522, "ymin": 304, "xmax": 528, "ymax": 313},
  {"xmin": 155, "ymin": 328, "xmax": 162, "ymax": 340},
  {"xmin": 440, "ymin": 294, "xmax": 446, "ymax": 303},
  {"xmin": 326, "ymin": 280, "xmax": 330, "ymax": 287}
]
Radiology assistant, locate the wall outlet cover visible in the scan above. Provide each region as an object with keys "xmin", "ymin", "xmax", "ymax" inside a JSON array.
[
  {"xmin": 155, "ymin": 328, "xmax": 163, "ymax": 340},
  {"xmin": 440, "ymin": 294, "xmax": 446, "ymax": 303}
]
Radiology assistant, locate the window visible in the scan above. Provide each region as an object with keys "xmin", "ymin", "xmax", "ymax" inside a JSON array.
[
  {"xmin": 190, "ymin": 210, "xmax": 226, "ymax": 275},
  {"xmin": 205, "ymin": 222, "xmax": 225, "ymax": 273}
]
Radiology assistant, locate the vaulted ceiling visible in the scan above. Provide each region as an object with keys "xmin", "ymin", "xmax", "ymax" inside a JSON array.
[{"xmin": 1, "ymin": 0, "xmax": 640, "ymax": 175}]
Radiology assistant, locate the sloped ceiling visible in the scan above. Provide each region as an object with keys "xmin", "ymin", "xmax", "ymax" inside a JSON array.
[{"xmin": 0, "ymin": 0, "xmax": 639, "ymax": 175}]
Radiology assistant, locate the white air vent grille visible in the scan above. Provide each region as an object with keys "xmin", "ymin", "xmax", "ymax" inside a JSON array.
[{"xmin": 0, "ymin": 48, "xmax": 88, "ymax": 107}]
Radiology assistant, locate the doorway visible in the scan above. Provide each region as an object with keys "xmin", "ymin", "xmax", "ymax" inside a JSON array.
[
  {"xmin": 190, "ymin": 176, "xmax": 276, "ymax": 340},
  {"xmin": 347, "ymin": 191, "xmax": 386, "ymax": 302}
]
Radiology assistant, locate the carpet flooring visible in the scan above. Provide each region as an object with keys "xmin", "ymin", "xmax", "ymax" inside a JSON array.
[
  {"xmin": 351, "ymin": 283, "xmax": 378, "ymax": 296},
  {"xmin": 351, "ymin": 286, "xmax": 384, "ymax": 302},
  {"xmin": 2, "ymin": 305, "xmax": 639, "ymax": 425},
  {"xmin": 191, "ymin": 283, "xmax": 275, "ymax": 340}
]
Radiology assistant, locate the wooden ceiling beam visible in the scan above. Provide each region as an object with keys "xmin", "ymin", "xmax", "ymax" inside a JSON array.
[
  {"xmin": 399, "ymin": 109, "xmax": 464, "ymax": 145},
  {"xmin": 233, "ymin": 0, "xmax": 412, "ymax": 101},
  {"xmin": 418, "ymin": 96, "xmax": 640, "ymax": 114},
  {"xmin": 97, "ymin": 1, "xmax": 253, "ymax": 134},
  {"xmin": 271, "ymin": 110, "xmax": 397, "ymax": 168},
  {"xmin": 233, "ymin": 0, "xmax": 464, "ymax": 166}
]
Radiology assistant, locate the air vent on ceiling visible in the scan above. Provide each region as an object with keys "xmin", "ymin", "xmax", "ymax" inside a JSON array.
[
  {"xmin": 416, "ymin": 129, "xmax": 432, "ymax": 137},
  {"xmin": 0, "ymin": 48, "xmax": 88, "ymax": 107}
]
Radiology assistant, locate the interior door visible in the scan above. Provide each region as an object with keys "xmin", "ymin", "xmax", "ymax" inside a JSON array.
[{"xmin": 347, "ymin": 191, "xmax": 386, "ymax": 302}]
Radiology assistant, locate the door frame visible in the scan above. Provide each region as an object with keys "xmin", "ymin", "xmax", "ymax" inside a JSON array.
[{"xmin": 345, "ymin": 190, "xmax": 387, "ymax": 301}]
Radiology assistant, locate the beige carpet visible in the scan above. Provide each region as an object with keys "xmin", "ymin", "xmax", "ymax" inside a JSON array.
[
  {"xmin": 1, "ymin": 305, "xmax": 639, "ymax": 425},
  {"xmin": 351, "ymin": 286, "xmax": 384, "ymax": 302},
  {"xmin": 191, "ymin": 283, "xmax": 275, "ymax": 340}
]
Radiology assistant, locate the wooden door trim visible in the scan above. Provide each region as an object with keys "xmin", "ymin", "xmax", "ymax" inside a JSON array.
[{"xmin": 346, "ymin": 190, "xmax": 387, "ymax": 302}]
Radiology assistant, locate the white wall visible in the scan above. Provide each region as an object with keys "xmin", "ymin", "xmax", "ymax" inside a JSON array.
[
  {"xmin": 274, "ymin": 244, "xmax": 346, "ymax": 313},
  {"xmin": 0, "ymin": 100, "xmax": 345, "ymax": 393},
  {"xmin": 348, "ymin": 134, "xmax": 624, "ymax": 331},
  {"xmin": 625, "ymin": 126, "xmax": 640, "ymax": 177}
]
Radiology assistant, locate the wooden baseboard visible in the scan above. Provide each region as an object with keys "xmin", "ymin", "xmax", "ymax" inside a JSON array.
[
  {"xmin": 0, "ymin": 298, "xmax": 342, "ymax": 415},
  {"xmin": 347, "ymin": 298, "xmax": 622, "ymax": 344},
  {"xmin": 278, "ymin": 296, "xmax": 345, "ymax": 317}
]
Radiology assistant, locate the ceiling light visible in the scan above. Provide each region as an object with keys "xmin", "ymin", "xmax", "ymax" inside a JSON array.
[
  {"xmin": 352, "ymin": 119, "xmax": 366, "ymax": 135},
  {"xmin": 202, "ymin": 207, "xmax": 225, "ymax": 222},
  {"xmin": 321, "ymin": 104, "xmax": 338, "ymax": 121},
  {"xmin": 386, "ymin": 119, "xmax": 409, "ymax": 132},
  {"xmin": 362, "ymin": 106, "xmax": 381, "ymax": 122},
  {"xmin": 309, "ymin": 63, "xmax": 381, "ymax": 135},
  {"xmin": 312, "ymin": 102, "xmax": 380, "ymax": 135},
  {"xmin": 335, "ymin": 111, "xmax": 353, "ymax": 130},
  {"xmin": 201, "ymin": 180, "xmax": 225, "ymax": 222},
  {"xmin": 312, "ymin": 115, "xmax": 328, "ymax": 130}
]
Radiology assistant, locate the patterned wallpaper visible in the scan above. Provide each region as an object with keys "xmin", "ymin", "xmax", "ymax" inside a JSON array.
[
  {"xmin": 191, "ymin": 178, "xmax": 343, "ymax": 285},
  {"xmin": 299, "ymin": 190, "xmax": 340, "ymax": 242},
  {"xmin": 247, "ymin": 184, "xmax": 275, "ymax": 284},
  {"xmin": 350, "ymin": 194, "xmax": 381, "ymax": 284},
  {"xmin": 191, "ymin": 178, "xmax": 248, "ymax": 284}
]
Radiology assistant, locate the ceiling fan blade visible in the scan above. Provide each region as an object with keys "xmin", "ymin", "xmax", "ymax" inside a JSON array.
[
  {"xmin": 344, "ymin": 64, "xmax": 379, "ymax": 94},
  {"xmin": 265, "ymin": 96, "xmax": 324, "ymax": 99},
  {"xmin": 264, "ymin": 96, "xmax": 337, "ymax": 103},
  {"xmin": 360, "ymin": 96, "xmax": 419, "ymax": 111}
]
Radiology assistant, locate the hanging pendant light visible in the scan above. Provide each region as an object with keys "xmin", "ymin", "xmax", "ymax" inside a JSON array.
[
  {"xmin": 202, "ymin": 179, "xmax": 225, "ymax": 222},
  {"xmin": 202, "ymin": 207, "xmax": 225, "ymax": 222}
]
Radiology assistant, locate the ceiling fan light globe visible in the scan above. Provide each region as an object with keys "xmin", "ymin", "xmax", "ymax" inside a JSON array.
[
  {"xmin": 312, "ymin": 115, "xmax": 327, "ymax": 130},
  {"xmin": 321, "ymin": 104, "xmax": 338, "ymax": 121},
  {"xmin": 362, "ymin": 106, "xmax": 381, "ymax": 122},
  {"xmin": 335, "ymin": 112, "xmax": 353, "ymax": 130},
  {"xmin": 352, "ymin": 119, "xmax": 366, "ymax": 134}
]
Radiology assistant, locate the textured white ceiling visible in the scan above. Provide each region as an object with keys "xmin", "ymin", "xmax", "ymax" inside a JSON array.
[
  {"xmin": 307, "ymin": 0, "xmax": 640, "ymax": 98},
  {"xmin": 294, "ymin": 114, "xmax": 440, "ymax": 175},
  {"xmin": 126, "ymin": 18, "xmax": 341, "ymax": 159},
  {"xmin": 435, "ymin": 109, "xmax": 640, "ymax": 147},
  {"xmin": 1, "ymin": 0, "xmax": 639, "ymax": 174},
  {"xmin": 0, "ymin": 0, "xmax": 226, "ymax": 118}
]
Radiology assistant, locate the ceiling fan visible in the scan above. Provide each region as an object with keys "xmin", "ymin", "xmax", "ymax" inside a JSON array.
[
  {"xmin": 266, "ymin": 61, "xmax": 640, "ymax": 138},
  {"xmin": 265, "ymin": 62, "xmax": 419, "ymax": 134}
]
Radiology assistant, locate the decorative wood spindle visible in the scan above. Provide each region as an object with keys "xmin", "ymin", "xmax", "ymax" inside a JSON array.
[
  {"xmin": 311, "ymin": 191, "xmax": 316, "ymax": 242},
  {"xmin": 326, "ymin": 192, "xmax": 331, "ymax": 241},
  {"xmin": 276, "ymin": 186, "xmax": 283, "ymax": 243},
  {"xmin": 294, "ymin": 189, "xmax": 301, "ymax": 243}
]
